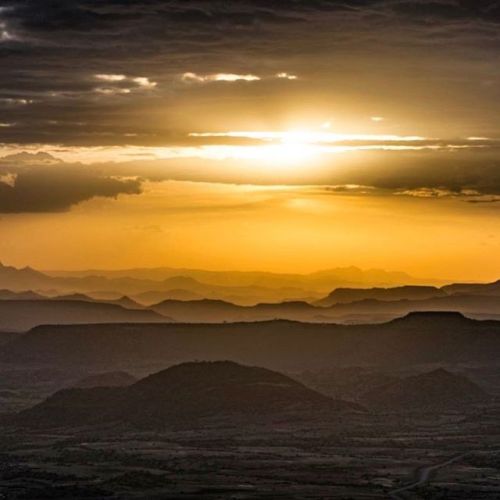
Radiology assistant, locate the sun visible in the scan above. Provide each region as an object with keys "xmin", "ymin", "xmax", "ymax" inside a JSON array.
[{"xmin": 190, "ymin": 129, "xmax": 322, "ymax": 166}]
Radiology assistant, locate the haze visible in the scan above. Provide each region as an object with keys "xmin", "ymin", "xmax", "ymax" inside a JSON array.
[{"xmin": 1, "ymin": 1, "xmax": 499, "ymax": 280}]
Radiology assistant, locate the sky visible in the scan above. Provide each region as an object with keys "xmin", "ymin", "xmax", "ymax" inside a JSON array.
[{"xmin": 0, "ymin": 1, "xmax": 499, "ymax": 280}]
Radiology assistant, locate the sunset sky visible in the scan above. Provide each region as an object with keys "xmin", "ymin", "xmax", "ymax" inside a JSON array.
[{"xmin": 0, "ymin": 1, "xmax": 499, "ymax": 281}]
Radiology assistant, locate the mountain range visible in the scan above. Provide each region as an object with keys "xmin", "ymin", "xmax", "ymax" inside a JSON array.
[
  {"xmin": 1, "ymin": 262, "xmax": 499, "ymax": 330},
  {"xmin": 0, "ymin": 262, "xmax": 434, "ymax": 305}
]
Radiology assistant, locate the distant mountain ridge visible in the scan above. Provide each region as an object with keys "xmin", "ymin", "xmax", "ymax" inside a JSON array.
[
  {"xmin": 44, "ymin": 265, "xmax": 423, "ymax": 289},
  {"xmin": 1, "ymin": 262, "xmax": 499, "ymax": 327},
  {"xmin": 0, "ymin": 291, "xmax": 499, "ymax": 330},
  {"xmin": 0, "ymin": 261, "xmax": 434, "ymax": 306}
]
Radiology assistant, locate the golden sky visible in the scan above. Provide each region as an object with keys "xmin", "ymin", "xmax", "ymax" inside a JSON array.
[
  {"xmin": 1, "ymin": 179, "xmax": 499, "ymax": 281},
  {"xmin": 0, "ymin": 1, "xmax": 499, "ymax": 281}
]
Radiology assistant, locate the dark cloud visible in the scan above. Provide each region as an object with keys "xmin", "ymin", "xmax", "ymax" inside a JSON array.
[
  {"xmin": 99, "ymin": 149, "xmax": 500, "ymax": 197},
  {"xmin": 390, "ymin": 1, "xmax": 500, "ymax": 23},
  {"xmin": 0, "ymin": 154, "xmax": 142, "ymax": 213},
  {"xmin": 1, "ymin": 146, "xmax": 499, "ymax": 211},
  {"xmin": 0, "ymin": 0, "xmax": 499, "ymax": 147}
]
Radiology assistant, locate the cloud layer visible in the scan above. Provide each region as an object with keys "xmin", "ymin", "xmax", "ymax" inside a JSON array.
[
  {"xmin": 0, "ymin": 153, "xmax": 141, "ymax": 213},
  {"xmin": 0, "ymin": 1, "xmax": 499, "ymax": 146}
]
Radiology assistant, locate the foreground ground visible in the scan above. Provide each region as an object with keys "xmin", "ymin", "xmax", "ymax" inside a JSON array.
[{"xmin": 1, "ymin": 404, "xmax": 500, "ymax": 499}]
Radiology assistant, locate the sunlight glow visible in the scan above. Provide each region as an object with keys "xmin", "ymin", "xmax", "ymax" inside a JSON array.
[{"xmin": 190, "ymin": 131, "xmax": 428, "ymax": 143}]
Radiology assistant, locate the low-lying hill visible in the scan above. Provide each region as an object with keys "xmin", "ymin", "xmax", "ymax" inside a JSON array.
[
  {"xmin": 16, "ymin": 361, "xmax": 360, "ymax": 428},
  {"xmin": 2, "ymin": 312, "xmax": 499, "ymax": 370},
  {"xmin": 0, "ymin": 300, "xmax": 170, "ymax": 331},
  {"xmin": 363, "ymin": 368, "xmax": 490, "ymax": 411}
]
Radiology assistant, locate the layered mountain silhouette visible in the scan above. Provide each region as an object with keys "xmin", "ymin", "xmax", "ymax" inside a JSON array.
[
  {"xmin": 0, "ymin": 262, "xmax": 429, "ymax": 306},
  {"xmin": 321, "ymin": 294, "xmax": 500, "ymax": 322},
  {"xmin": 0, "ymin": 300, "xmax": 169, "ymax": 331},
  {"xmin": 363, "ymin": 368, "xmax": 490, "ymax": 411},
  {"xmin": 1, "ymin": 262, "xmax": 499, "ymax": 328},
  {"xmin": 16, "ymin": 361, "xmax": 360, "ymax": 428},
  {"xmin": 2, "ymin": 312, "xmax": 499, "ymax": 369},
  {"xmin": 2, "ymin": 292, "xmax": 499, "ymax": 330},
  {"xmin": 46, "ymin": 265, "xmax": 420, "ymax": 289},
  {"xmin": 150, "ymin": 294, "xmax": 500, "ymax": 323}
]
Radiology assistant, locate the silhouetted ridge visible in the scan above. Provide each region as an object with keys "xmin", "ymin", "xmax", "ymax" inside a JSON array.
[{"xmin": 3, "ymin": 317, "xmax": 500, "ymax": 368}]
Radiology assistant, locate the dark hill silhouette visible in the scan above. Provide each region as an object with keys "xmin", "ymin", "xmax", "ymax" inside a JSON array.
[
  {"xmin": 3, "ymin": 312, "xmax": 500, "ymax": 369},
  {"xmin": 316, "ymin": 285, "xmax": 445, "ymax": 307},
  {"xmin": 72, "ymin": 371, "xmax": 137, "ymax": 389},
  {"xmin": 442, "ymin": 280, "xmax": 500, "ymax": 297},
  {"xmin": 0, "ymin": 300, "xmax": 170, "ymax": 331},
  {"xmin": 363, "ymin": 368, "xmax": 490, "ymax": 411},
  {"xmin": 17, "ymin": 361, "xmax": 360, "ymax": 428}
]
